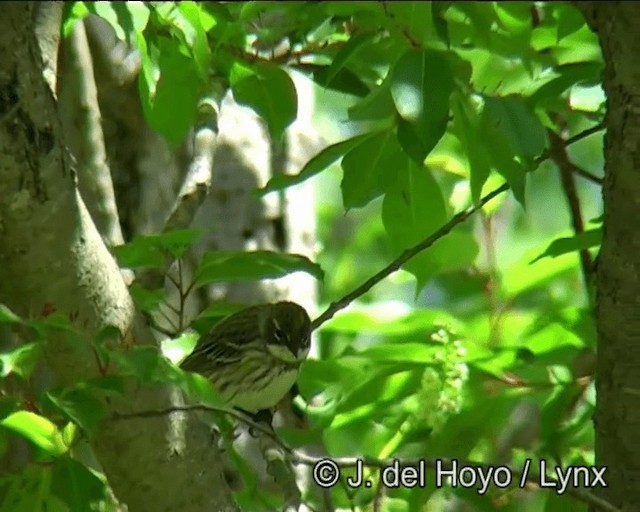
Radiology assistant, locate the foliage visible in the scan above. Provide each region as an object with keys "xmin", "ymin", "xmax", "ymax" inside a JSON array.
[{"xmin": 2, "ymin": 2, "xmax": 606, "ymax": 511}]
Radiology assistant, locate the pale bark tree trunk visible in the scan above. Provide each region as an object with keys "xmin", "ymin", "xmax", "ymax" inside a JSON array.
[
  {"xmin": 0, "ymin": 4, "xmax": 238, "ymax": 511},
  {"xmin": 578, "ymin": 4, "xmax": 640, "ymax": 510},
  {"xmin": 1, "ymin": 3, "xmax": 321, "ymax": 510}
]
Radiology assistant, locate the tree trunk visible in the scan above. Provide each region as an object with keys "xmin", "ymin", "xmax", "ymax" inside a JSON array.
[
  {"xmin": 578, "ymin": 4, "xmax": 640, "ymax": 510},
  {"xmin": 0, "ymin": 4, "xmax": 238, "ymax": 511}
]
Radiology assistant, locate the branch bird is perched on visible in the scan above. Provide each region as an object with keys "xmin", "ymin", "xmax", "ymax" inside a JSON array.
[{"xmin": 180, "ymin": 301, "xmax": 311, "ymax": 413}]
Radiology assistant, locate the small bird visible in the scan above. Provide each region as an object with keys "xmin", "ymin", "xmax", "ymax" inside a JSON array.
[{"xmin": 180, "ymin": 301, "xmax": 311, "ymax": 413}]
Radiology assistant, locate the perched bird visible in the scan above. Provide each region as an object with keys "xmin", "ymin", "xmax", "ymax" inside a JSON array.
[{"xmin": 180, "ymin": 301, "xmax": 311, "ymax": 413}]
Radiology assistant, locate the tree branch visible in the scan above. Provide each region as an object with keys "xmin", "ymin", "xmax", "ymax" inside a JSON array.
[
  {"xmin": 311, "ymin": 122, "xmax": 605, "ymax": 330},
  {"xmin": 59, "ymin": 19, "xmax": 125, "ymax": 249},
  {"xmin": 548, "ymin": 129, "xmax": 594, "ymax": 286}
]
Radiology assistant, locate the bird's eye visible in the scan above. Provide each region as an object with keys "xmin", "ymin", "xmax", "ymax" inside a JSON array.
[{"xmin": 272, "ymin": 318, "xmax": 284, "ymax": 341}]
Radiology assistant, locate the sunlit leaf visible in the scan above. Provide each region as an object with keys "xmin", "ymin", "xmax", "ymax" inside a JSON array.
[
  {"xmin": 195, "ymin": 250, "xmax": 323, "ymax": 285},
  {"xmin": 341, "ymin": 129, "xmax": 403, "ymax": 209},
  {"xmin": 232, "ymin": 64, "xmax": 297, "ymax": 141},
  {"xmin": 390, "ymin": 49, "xmax": 453, "ymax": 163},
  {"xmin": 260, "ymin": 131, "xmax": 379, "ymax": 195},
  {"xmin": 1, "ymin": 411, "xmax": 67, "ymax": 456},
  {"xmin": 531, "ymin": 229, "xmax": 602, "ymax": 263}
]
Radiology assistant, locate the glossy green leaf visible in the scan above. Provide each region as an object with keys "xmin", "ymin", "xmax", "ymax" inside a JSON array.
[
  {"xmin": 531, "ymin": 229, "xmax": 602, "ymax": 263},
  {"xmin": 480, "ymin": 95, "xmax": 547, "ymax": 202},
  {"xmin": 113, "ymin": 229, "xmax": 202, "ymax": 269},
  {"xmin": 162, "ymin": 332, "xmax": 199, "ymax": 364},
  {"xmin": 323, "ymin": 33, "xmax": 373, "ymax": 87},
  {"xmin": 347, "ymin": 75, "xmax": 395, "ymax": 121},
  {"xmin": 527, "ymin": 63, "xmax": 602, "ymax": 108},
  {"xmin": 1, "ymin": 411, "xmax": 67, "ymax": 456},
  {"xmin": 259, "ymin": 131, "xmax": 379, "ymax": 195},
  {"xmin": 482, "ymin": 96, "xmax": 547, "ymax": 162},
  {"xmin": 177, "ymin": 2, "xmax": 213, "ymax": 77},
  {"xmin": 341, "ymin": 130, "xmax": 404, "ymax": 209},
  {"xmin": 129, "ymin": 284, "xmax": 165, "ymax": 312},
  {"xmin": 0, "ymin": 304, "xmax": 22, "ymax": 324},
  {"xmin": 451, "ymin": 94, "xmax": 491, "ymax": 202},
  {"xmin": 358, "ymin": 343, "xmax": 439, "ymax": 364},
  {"xmin": 382, "ymin": 158, "xmax": 478, "ymax": 293},
  {"xmin": 141, "ymin": 38, "xmax": 202, "ymax": 144},
  {"xmin": 195, "ymin": 250, "xmax": 323, "ymax": 286},
  {"xmin": 384, "ymin": 2, "xmax": 434, "ymax": 45},
  {"xmin": 390, "ymin": 49, "xmax": 453, "ymax": 163},
  {"xmin": 0, "ymin": 343, "xmax": 41, "ymax": 379},
  {"xmin": 46, "ymin": 387, "xmax": 106, "ymax": 435},
  {"xmin": 232, "ymin": 64, "xmax": 297, "ymax": 141},
  {"xmin": 310, "ymin": 65, "xmax": 371, "ymax": 97},
  {"xmin": 110, "ymin": 346, "xmax": 178, "ymax": 384},
  {"xmin": 334, "ymin": 368, "xmax": 421, "ymax": 415}
]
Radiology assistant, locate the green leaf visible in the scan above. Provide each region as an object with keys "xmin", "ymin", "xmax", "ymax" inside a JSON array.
[
  {"xmin": 177, "ymin": 2, "xmax": 212, "ymax": 77},
  {"xmin": 480, "ymin": 95, "xmax": 547, "ymax": 202},
  {"xmin": 88, "ymin": 2, "xmax": 126, "ymax": 41},
  {"xmin": 382, "ymin": 158, "xmax": 478, "ymax": 293},
  {"xmin": 62, "ymin": 2, "xmax": 90, "ymax": 38},
  {"xmin": 141, "ymin": 38, "xmax": 202, "ymax": 144},
  {"xmin": 531, "ymin": 229, "xmax": 602, "ymax": 263},
  {"xmin": 259, "ymin": 131, "xmax": 379, "ymax": 195},
  {"xmin": 1, "ymin": 411, "xmax": 67, "ymax": 456},
  {"xmin": 195, "ymin": 250, "xmax": 323, "ymax": 286},
  {"xmin": 0, "ymin": 304, "xmax": 23, "ymax": 324},
  {"xmin": 129, "ymin": 284, "xmax": 165, "ymax": 312},
  {"xmin": 323, "ymin": 33, "xmax": 373, "ymax": 86},
  {"xmin": 0, "ymin": 343, "xmax": 41, "ymax": 379},
  {"xmin": 310, "ymin": 65, "xmax": 371, "ymax": 97},
  {"xmin": 161, "ymin": 332, "xmax": 199, "ymax": 364},
  {"xmin": 390, "ymin": 49, "xmax": 453, "ymax": 163},
  {"xmin": 527, "ymin": 63, "xmax": 602, "ymax": 108},
  {"xmin": 334, "ymin": 368, "xmax": 422, "ymax": 416},
  {"xmin": 110, "ymin": 346, "xmax": 173, "ymax": 384},
  {"xmin": 113, "ymin": 229, "xmax": 202, "ymax": 269},
  {"xmin": 384, "ymin": 2, "xmax": 434, "ymax": 45},
  {"xmin": 503, "ymin": 248, "xmax": 578, "ymax": 297},
  {"xmin": 51, "ymin": 457, "xmax": 106, "ymax": 510},
  {"xmin": 358, "ymin": 343, "xmax": 439, "ymax": 364},
  {"xmin": 111, "ymin": 2, "xmax": 150, "ymax": 44},
  {"xmin": 348, "ymin": 74, "xmax": 395, "ymax": 121},
  {"xmin": 481, "ymin": 95, "xmax": 547, "ymax": 162},
  {"xmin": 232, "ymin": 64, "xmax": 298, "ymax": 141},
  {"xmin": 432, "ymin": 3, "xmax": 451, "ymax": 46},
  {"xmin": 555, "ymin": 4, "xmax": 587, "ymax": 41},
  {"xmin": 321, "ymin": 307, "xmax": 461, "ymax": 336},
  {"xmin": 451, "ymin": 94, "xmax": 491, "ymax": 203},
  {"xmin": 46, "ymin": 387, "xmax": 106, "ymax": 435},
  {"xmin": 341, "ymin": 130, "xmax": 404, "ymax": 209}
]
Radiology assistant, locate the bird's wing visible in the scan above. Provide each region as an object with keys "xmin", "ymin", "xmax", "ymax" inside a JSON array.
[{"xmin": 180, "ymin": 306, "xmax": 264, "ymax": 372}]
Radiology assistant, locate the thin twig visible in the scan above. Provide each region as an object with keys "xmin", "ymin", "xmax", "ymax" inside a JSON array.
[
  {"xmin": 548, "ymin": 129, "xmax": 594, "ymax": 285},
  {"xmin": 572, "ymin": 165, "xmax": 603, "ymax": 185},
  {"xmin": 110, "ymin": 405, "xmax": 620, "ymax": 512}
]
